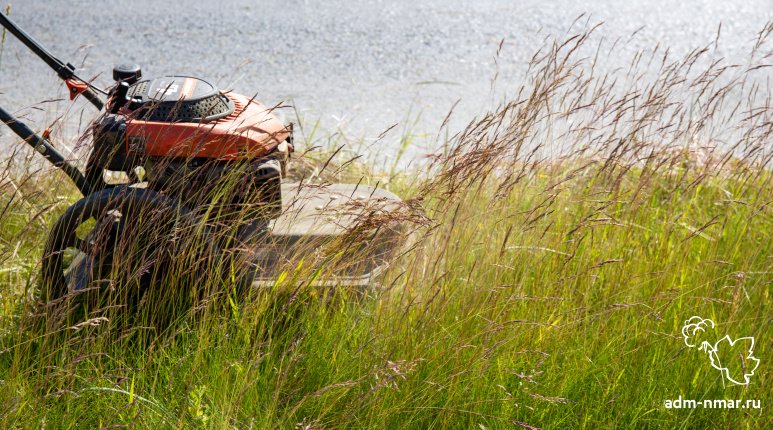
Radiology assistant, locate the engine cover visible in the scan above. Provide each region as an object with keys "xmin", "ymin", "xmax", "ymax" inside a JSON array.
[
  {"xmin": 127, "ymin": 76, "xmax": 234, "ymax": 122},
  {"xmin": 121, "ymin": 76, "xmax": 290, "ymax": 160}
]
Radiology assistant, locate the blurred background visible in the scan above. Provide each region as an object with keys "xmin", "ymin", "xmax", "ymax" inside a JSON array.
[{"xmin": 0, "ymin": 0, "xmax": 770, "ymax": 163}]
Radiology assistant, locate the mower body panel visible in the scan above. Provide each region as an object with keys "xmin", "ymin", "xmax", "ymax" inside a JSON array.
[{"xmin": 125, "ymin": 92, "xmax": 289, "ymax": 160}]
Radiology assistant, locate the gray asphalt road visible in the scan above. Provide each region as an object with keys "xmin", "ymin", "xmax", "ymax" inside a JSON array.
[{"xmin": 1, "ymin": 0, "xmax": 770, "ymax": 160}]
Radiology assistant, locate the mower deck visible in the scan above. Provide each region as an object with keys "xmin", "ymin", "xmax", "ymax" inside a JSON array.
[{"xmin": 252, "ymin": 183, "xmax": 402, "ymax": 287}]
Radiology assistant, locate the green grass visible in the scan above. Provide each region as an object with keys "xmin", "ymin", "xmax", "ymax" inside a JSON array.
[
  {"xmin": 0, "ymin": 158, "xmax": 768, "ymax": 429},
  {"xmin": 0, "ymin": 23, "xmax": 771, "ymax": 429}
]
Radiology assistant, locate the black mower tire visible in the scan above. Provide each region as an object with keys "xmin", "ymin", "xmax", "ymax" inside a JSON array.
[{"xmin": 40, "ymin": 186, "xmax": 191, "ymax": 306}]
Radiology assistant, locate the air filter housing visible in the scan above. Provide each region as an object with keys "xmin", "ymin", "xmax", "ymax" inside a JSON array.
[{"xmin": 127, "ymin": 76, "xmax": 234, "ymax": 122}]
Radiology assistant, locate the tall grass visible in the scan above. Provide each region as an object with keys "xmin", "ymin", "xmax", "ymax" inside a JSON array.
[{"xmin": 0, "ymin": 22, "xmax": 771, "ymax": 428}]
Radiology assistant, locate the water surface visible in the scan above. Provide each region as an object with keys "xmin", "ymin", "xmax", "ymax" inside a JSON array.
[{"xmin": 1, "ymin": 0, "xmax": 770, "ymax": 160}]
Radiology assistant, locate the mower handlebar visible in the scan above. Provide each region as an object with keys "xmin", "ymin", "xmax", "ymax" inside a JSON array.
[
  {"xmin": 0, "ymin": 13, "xmax": 104, "ymax": 110},
  {"xmin": 0, "ymin": 105, "xmax": 90, "ymax": 195}
]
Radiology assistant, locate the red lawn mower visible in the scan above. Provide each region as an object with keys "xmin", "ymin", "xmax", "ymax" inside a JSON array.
[{"xmin": 0, "ymin": 14, "xmax": 400, "ymax": 307}]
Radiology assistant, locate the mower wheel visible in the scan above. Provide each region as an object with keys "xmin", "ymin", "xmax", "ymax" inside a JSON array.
[{"xmin": 40, "ymin": 186, "xmax": 190, "ymax": 307}]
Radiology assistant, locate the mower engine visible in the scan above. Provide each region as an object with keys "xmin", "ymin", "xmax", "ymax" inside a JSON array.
[{"xmin": 87, "ymin": 64, "xmax": 292, "ymax": 220}]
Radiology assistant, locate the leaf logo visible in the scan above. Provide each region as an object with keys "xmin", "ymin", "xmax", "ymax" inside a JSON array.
[
  {"xmin": 681, "ymin": 316, "xmax": 760, "ymax": 386},
  {"xmin": 704, "ymin": 335, "xmax": 760, "ymax": 386}
]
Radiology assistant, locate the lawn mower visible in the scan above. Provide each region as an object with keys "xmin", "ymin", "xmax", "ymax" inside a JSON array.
[{"xmin": 0, "ymin": 14, "xmax": 401, "ymax": 307}]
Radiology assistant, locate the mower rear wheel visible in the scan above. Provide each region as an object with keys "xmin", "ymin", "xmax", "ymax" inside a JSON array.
[{"xmin": 40, "ymin": 186, "xmax": 190, "ymax": 308}]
